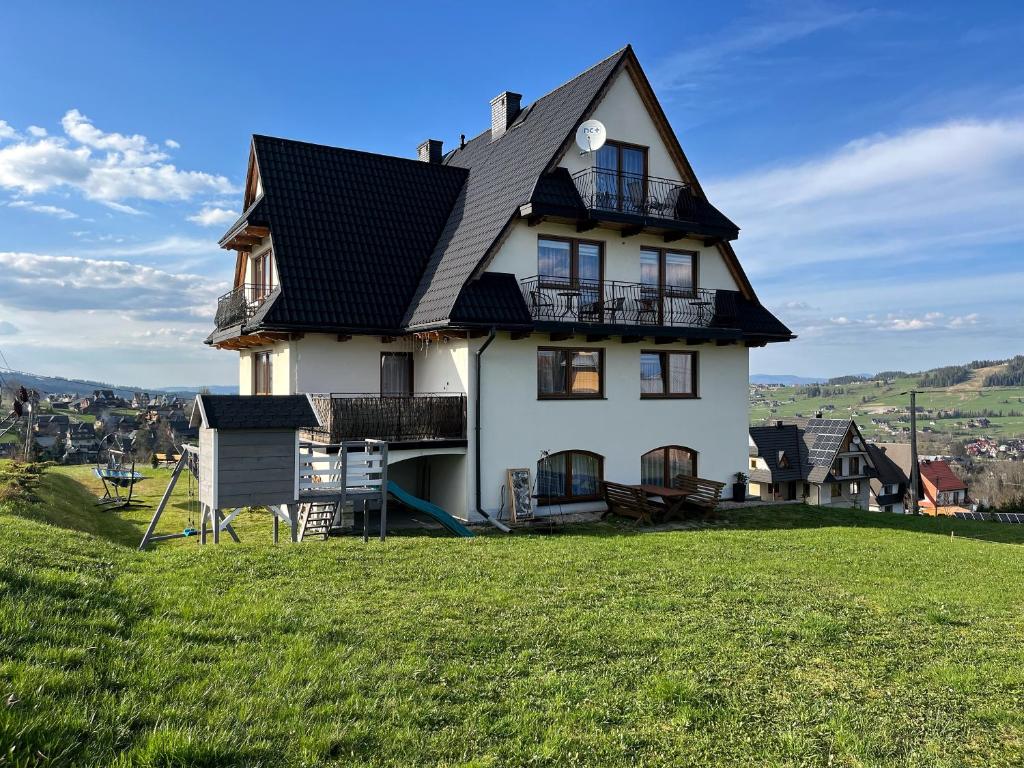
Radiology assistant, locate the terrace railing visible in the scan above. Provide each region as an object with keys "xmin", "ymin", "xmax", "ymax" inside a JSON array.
[
  {"xmin": 214, "ymin": 283, "xmax": 272, "ymax": 329},
  {"xmin": 572, "ymin": 168, "xmax": 691, "ymax": 220},
  {"xmin": 520, "ymin": 276, "xmax": 734, "ymax": 329},
  {"xmin": 305, "ymin": 393, "xmax": 467, "ymax": 444}
]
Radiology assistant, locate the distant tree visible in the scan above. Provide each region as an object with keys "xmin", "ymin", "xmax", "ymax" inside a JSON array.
[
  {"xmin": 983, "ymin": 356, "xmax": 1024, "ymax": 387},
  {"xmin": 918, "ymin": 366, "xmax": 972, "ymax": 388}
]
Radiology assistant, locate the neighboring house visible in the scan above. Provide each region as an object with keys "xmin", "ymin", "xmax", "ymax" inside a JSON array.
[
  {"xmin": 132, "ymin": 392, "xmax": 151, "ymax": 409},
  {"xmin": 64, "ymin": 422, "xmax": 100, "ymax": 464},
  {"xmin": 919, "ymin": 459, "xmax": 968, "ymax": 513},
  {"xmin": 33, "ymin": 414, "xmax": 69, "ymax": 456},
  {"xmin": 205, "ymin": 46, "xmax": 794, "ymax": 521},
  {"xmin": 866, "ymin": 443, "xmax": 910, "ymax": 514},
  {"xmin": 748, "ymin": 418, "xmax": 875, "ymax": 508}
]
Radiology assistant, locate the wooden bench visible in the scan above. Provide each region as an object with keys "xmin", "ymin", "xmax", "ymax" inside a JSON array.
[
  {"xmin": 672, "ymin": 474, "xmax": 726, "ymax": 516},
  {"xmin": 601, "ymin": 481, "xmax": 665, "ymax": 525}
]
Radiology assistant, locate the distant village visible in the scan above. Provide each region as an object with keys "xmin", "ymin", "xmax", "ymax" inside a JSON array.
[{"xmin": 1, "ymin": 387, "xmax": 196, "ymax": 465}]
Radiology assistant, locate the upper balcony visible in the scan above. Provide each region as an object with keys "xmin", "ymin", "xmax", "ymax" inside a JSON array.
[
  {"xmin": 519, "ymin": 275, "xmax": 736, "ymax": 331},
  {"xmin": 214, "ymin": 284, "xmax": 272, "ymax": 330},
  {"xmin": 520, "ymin": 168, "xmax": 740, "ymax": 243}
]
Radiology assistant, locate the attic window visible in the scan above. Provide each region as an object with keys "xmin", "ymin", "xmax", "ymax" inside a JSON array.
[{"xmin": 778, "ymin": 451, "xmax": 790, "ymax": 469}]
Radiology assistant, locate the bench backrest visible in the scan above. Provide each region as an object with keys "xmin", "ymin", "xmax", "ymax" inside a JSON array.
[
  {"xmin": 672, "ymin": 474, "xmax": 726, "ymax": 507},
  {"xmin": 601, "ymin": 481, "xmax": 655, "ymax": 519}
]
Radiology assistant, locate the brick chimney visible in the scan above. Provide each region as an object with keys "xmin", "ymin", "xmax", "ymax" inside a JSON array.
[
  {"xmin": 490, "ymin": 91, "xmax": 522, "ymax": 141},
  {"xmin": 417, "ymin": 139, "xmax": 443, "ymax": 164}
]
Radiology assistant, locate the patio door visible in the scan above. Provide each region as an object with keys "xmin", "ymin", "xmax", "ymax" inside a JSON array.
[{"xmin": 596, "ymin": 141, "xmax": 647, "ymax": 214}]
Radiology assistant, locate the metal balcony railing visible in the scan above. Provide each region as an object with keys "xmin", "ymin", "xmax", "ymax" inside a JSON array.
[
  {"xmin": 572, "ymin": 168, "xmax": 691, "ymax": 219},
  {"xmin": 520, "ymin": 276, "xmax": 734, "ymax": 329},
  {"xmin": 214, "ymin": 283, "xmax": 272, "ymax": 329},
  {"xmin": 304, "ymin": 393, "xmax": 468, "ymax": 444}
]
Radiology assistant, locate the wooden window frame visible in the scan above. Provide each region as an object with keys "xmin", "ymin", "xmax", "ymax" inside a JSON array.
[
  {"xmin": 537, "ymin": 346, "xmax": 605, "ymax": 400},
  {"xmin": 253, "ymin": 350, "xmax": 273, "ymax": 395},
  {"xmin": 380, "ymin": 352, "xmax": 414, "ymax": 397},
  {"xmin": 536, "ymin": 449, "xmax": 605, "ymax": 504},
  {"xmin": 251, "ymin": 249, "xmax": 274, "ymax": 299},
  {"xmin": 598, "ymin": 140, "xmax": 650, "ymax": 212},
  {"xmin": 640, "ymin": 350, "xmax": 699, "ymax": 399},
  {"xmin": 537, "ymin": 235, "xmax": 605, "ymax": 290},
  {"xmin": 640, "ymin": 246, "xmax": 699, "ymax": 297},
  {"xmin": 641, "ymin": 445, "xmax": 698, "ymax": 487}
]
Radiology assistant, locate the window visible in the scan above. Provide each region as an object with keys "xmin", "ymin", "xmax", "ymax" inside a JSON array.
[
  {"xmin": 641, "ymin": 445, "xmax": 697, "ymax": 487},
  {"xmin": 778, "ymin": 452, "xmax": 790, "ymax": 469},
  {"xmin": 596, "ymin": 141, "xmax": 648, "ymax": 213},
  {"xmin": 381, "ymin": 352, "xmax": 413, "ymax": 396},
  {"xmin": 831, "ymin": 483, "xmax": 843, "ymax": 498},
  {"xmin": 254, "ymin": 350, "xmax": 273, "ymax": 395},
  {"xmin": 640, "ymin": 351, "xmax": 697, "ymax": 398},
  {"xmin": 537, "ymin": 348, "xmax": 603, "ymax": 399},
  {"xmin": 850, "ymin": 456, "xmax": 860, "ymax": 475},
  {"xmin": 251, "ymin": 249, "xmax": 274, "ymax": 299},
  {"xmin": 640, "ymin": 248, "xmax": 697, "ymax": 296},
  {"xmin": 850, "ymin": 481, "xmax": 860, "ymax": 495},
  {"xmin": 538, "ymin": 237, "xmax": 602, "ymax": 287},
  {"xmin": 537, "ymin": 450, "xmax": 603, "ymax": 502}
]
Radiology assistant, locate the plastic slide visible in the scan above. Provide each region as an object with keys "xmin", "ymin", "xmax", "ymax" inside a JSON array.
[{"xmin": 386, "ymin": 481, "xmax": 475, "ymax": 538}]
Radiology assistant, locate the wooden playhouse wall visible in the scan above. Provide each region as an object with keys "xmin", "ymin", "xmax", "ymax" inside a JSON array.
[{"xmin": 199, "ymin": 427, "xmax": 298, "ymax": 510}]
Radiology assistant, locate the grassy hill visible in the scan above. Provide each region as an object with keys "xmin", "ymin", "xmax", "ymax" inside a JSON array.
[
  {"xmin": 2, "ymin": 462, "xmax": 1024, "ymax": 766},
  {"xmin": 751, "ymin": 363, "xmax": 1024, "ymax": 443}
]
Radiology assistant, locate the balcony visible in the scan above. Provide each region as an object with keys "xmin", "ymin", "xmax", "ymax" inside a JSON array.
[
  {"xmin": 304, "ymin": 393, "xmax": 467, "ymax": 446},
  {"xmin": 572, "ymin": 168, "xmax": 692, "ymax": 220},
  {"xmin": 519, "ymin": 276, "xmax": 735, "ymax": 330},
  {"xmin": 214, "ymin": 284, "xmax": 271, "ymax": 329}
]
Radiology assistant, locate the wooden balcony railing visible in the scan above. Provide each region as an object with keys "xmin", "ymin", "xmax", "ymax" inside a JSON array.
[
  {"xmin": 520, "ymin": 276, "xmax": 734, "ymax": 329},
  {"xmin": 304, "ymin": 393, "xmax": 467, "ymax": 444}
]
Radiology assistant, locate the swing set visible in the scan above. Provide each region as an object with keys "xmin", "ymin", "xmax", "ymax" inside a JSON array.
[{"xmin": 94, "ymin": 433, "xmax": 146, "ymax": 508}]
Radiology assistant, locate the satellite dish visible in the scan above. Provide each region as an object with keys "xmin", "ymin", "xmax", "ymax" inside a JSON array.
[{"xmin": 575, "ymin": 120, "xmax": 607, "ymax": 154}]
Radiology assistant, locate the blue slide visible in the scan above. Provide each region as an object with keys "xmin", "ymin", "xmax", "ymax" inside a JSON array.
[{"xmin": 387, "ymin": 481, "xmax": 475, "ymax": 538}]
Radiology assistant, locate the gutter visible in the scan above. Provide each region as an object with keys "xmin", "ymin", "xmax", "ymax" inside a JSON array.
[{"xmin": 474, "ymin": 328, "xmax": 510, "ymax": 532}]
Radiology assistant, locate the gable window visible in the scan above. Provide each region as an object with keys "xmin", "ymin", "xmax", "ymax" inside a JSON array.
[
  {"xmin": 251, "ymin": 249, "xmax": 274, "ymax": 299},
  {"xmin": 537, "ymin": 348, "xmax": 603, "ymax": 399},
  {"xmin": 778, "ymin": 452, "xmax": 790, "ymax": 469},
  {"xmin": 850, "ymin": 456, "xmax": 860, "ymax": 475},
  {"xmin": 596, "ymin": 141, "xmax": 648, "ymax": 214},
  {"xmin": 254, "ymin": 351, "xmax": 273, "ymax": 395},
  {"xmin": 381, "ymin": 352, "xmax": 413, "ymax": 397},
  {"xmin": 537, "ymin": 450, "xmax": 603, "ymax": 502},
  {"xmin": 640, "ymin": 350, "xmax": 697, "ymax": 398},
  {"xmin": 641, "ymin": 445, "xmax": 697, "ymax": 487}
]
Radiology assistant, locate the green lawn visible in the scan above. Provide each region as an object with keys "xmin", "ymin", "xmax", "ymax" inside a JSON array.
[{"xmin": 2, "ymin": 462, "xmax": 1024, "ymax": 766}]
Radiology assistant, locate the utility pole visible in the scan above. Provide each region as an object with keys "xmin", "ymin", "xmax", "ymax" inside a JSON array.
[{"xmin": 907, "ymin": 390, "xmax": 921, "ymax": 515}]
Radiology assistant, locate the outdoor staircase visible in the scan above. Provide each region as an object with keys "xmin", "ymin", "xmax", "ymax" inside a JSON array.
[{"xmin": 297, "ymin": 500, "xmax": 339, "ymax": 541}]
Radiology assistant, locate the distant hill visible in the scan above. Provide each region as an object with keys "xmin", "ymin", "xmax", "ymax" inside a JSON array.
[
  {"xmin": 0, "ymin": 369, "xmax": 237, "ymax": 400},
  {"xmin": 750, "ymin": 374, "xmax": 827, "ymax": 386}
]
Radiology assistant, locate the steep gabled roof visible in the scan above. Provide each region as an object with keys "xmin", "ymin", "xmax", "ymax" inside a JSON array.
[
  {"xmin": 867, "ymin": 444, "xmax": 909, "ymax": 487},
  {"xmin": 251, "ymin": 135, "xmax": 467, "ymax": 332},
  {"xmin": 191, "ymin": 394, "xmax": 321, "ymax": 430},
  {"xmin": 403, "ymin": 48, "xmax": 629, "ymax": 329},
  {"xmin": 920, "ymin": 460, "xmax": 967, "ymax": 491},
  {"xmin": 749, "ymin": 423, "xmax": 807, "ymax": 483}
]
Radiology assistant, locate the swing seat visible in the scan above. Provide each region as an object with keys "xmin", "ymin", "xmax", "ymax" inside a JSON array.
[{"xmin": 182, "ymin": 527, "xmax": 198, "ymax": 537}]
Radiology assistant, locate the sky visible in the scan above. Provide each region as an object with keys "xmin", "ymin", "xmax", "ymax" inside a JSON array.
[{"xmin": 0, "ymin": 0, "xmax": 1022, "ymax": 386}]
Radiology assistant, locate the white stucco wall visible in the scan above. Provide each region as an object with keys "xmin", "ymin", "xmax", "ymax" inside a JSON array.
[{"xmin": 471, "ymin": 333, "xmax": 749, "ymax": 516}]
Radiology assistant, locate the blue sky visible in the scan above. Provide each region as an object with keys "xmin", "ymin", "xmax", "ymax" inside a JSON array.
[{"xmin": 0, "ymin": 1, "xmax": 1022, "ymax": 386}]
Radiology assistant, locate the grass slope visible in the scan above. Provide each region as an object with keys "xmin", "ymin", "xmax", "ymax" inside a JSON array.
[{"xmin": 2, "ymin": 464, "xmax": 1024, "ymax": 766}]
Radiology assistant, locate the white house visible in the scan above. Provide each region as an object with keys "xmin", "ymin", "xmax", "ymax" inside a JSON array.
[
  {"xmin": 748, "ymin": 418, "xmax": 875, "ymax": 508},
  {"xmin": 207, "ymin": 46, "xmax": 794, "ymax": 521}
]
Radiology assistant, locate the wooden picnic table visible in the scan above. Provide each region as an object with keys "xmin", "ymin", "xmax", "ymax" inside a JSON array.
[{"xmin": 635, "ymin": 484, "xmax": 690, "ymax": 519}]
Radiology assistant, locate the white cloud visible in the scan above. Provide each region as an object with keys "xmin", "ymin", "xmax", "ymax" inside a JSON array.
[
  {"xmin": 165, "ymin": 139, "xmax": 180, "ymax": 149},
  {"xmin": 187, "ymin": 206, "xmax": 237, "ymax": 227},
  {"xmin": 0, "ymin": 111, "xmax": 236, "ymax": 209},
  {"xmin": 0, "ymin": 121, "xmax": 17, "ymax": 140},
  {"xmin": 26, "ymin": 126, "xmax": 47, "ymax": 138},
  {"xmin": 7, "ymin": 199, "xmax": 78, "ymax": 219},
  {"xmin": 709, "ymin": 118, "xmax": 1024, "ymax": 276},
  {"xmin": 101, "ymin": 200, "xmax": 144, "ymax": 215},
  {"xmin": 0, "ymin": 320, "xmax": 17, "ymax": 335}
]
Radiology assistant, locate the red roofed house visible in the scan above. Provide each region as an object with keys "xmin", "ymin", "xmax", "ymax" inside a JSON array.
[{"xmin": 919, "ymin": 459, "xmax": 968, "ymax": 513}]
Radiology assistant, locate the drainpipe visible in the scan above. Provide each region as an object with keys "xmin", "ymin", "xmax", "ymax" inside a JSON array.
[{"xmin": 474, "ymin": 328, "xmax": 509, "ymax": 531}]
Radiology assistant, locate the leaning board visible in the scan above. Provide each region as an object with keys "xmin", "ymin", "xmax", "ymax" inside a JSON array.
[{"xmin": 507, "ymin": 468, "xmax": 533, "ymax": 522}]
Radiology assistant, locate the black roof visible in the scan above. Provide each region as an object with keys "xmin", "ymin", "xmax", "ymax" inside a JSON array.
[
  {"xmin": 215, "ymin": 46, "xmax": 792, "ymax": 343},
  {"xmin": 867, "ymin": 444, "xmax": 909, "ymax": 487},
  {"xmin": 252, "ymin": 136, "xmax": 467, "ymax": 332},
  {"xmin": 748, "ymin": 423, "xmax": 807, "ymax": 483},
  {"xmin": 191, "ymin": 395, "xmax": 321, "ymax": 430}
]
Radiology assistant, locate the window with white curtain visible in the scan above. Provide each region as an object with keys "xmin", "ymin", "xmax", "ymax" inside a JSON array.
[
  {"xmin": 537, "ymin": 450, "xmax": 603, "ymax": 502},
  {"xmin": 380, "ymin": 352, "xmax": 412, "ymax": 396}
]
